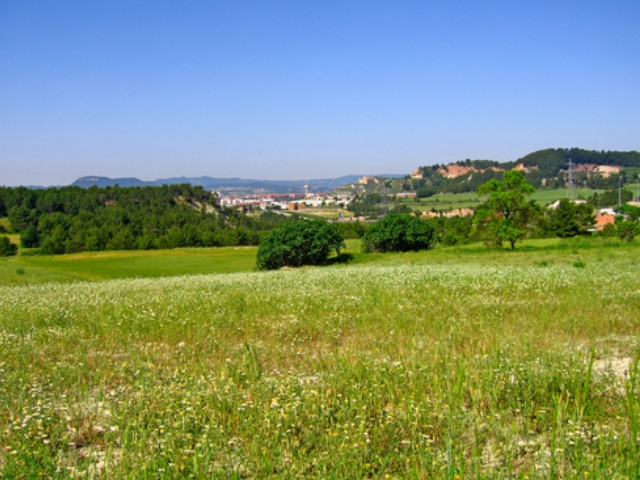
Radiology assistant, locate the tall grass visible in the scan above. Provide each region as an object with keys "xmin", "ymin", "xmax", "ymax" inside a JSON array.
[{"xmin": 1, "ymin": 251, "xmax": 640, "ymax": 477}]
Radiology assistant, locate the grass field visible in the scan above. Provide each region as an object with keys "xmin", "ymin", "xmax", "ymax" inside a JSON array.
[
  {"xmin": 401, "ymin": 188, "xmax": 603, "ymax": 212},
  {"xmin": 1, "ymin": 240, "xmax": 640, "ymax": 477},
  {"xmin": 5, "ymin": 233, "xmax": 20, "ymax": 245},
  {"xmin": 303, "ymin": 208, "xmax": 355, "ymax": 220},
  {"xmin": 0, "ymin": 237, "xmax": 627, "ymax": 287},
  {"xmin": 0, "ymin": 247, "xmax": 258, "ymax": 286}
]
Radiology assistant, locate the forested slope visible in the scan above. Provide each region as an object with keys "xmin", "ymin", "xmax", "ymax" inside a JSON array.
[{"xmin": 0, "ymin": 184, "xmax": 289, "ymax": 254}]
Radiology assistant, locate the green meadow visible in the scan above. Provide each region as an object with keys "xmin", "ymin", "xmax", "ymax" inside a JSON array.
[
  {"xmin": 0, "ymin": 246, "xmax": 258, "ymax": 286},
  {"xmin": 1, "ymin": 239, "xmax": 640, "ymax": 478},
  {"xmin": 403, "ymin": 188, "xmax": 603, "ymax": 212}
]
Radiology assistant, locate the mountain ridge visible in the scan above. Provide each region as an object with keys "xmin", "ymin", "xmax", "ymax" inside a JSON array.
[
  {"xmin": 58, "ymin": 148, "xmax": 640, "ymax": 194},
  {"xmin": 70, "ymin": 174, "xmax": 406, "ymax": 194}
]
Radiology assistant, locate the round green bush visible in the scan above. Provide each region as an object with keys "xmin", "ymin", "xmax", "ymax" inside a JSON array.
[
  {"xmin": 256, "ymin": 220, "xmax": 345, "ymax": 270},
  {"xmin": 0, "ymin": 235, "xmax": 18, "ymax": 257},
  {"xmin": 362, "ymin": 214, "xmax": 436, "ymax": 253}
]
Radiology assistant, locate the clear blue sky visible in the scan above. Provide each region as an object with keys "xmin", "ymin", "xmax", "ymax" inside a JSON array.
[{"xmin": 1, "ymin": 1, "xmax": 639, "ymax": 186}]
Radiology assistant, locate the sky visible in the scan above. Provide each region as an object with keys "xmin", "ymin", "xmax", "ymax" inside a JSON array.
[{"xmin": 1, "ymin": 1, "xmax": 639, "ymax": 187}]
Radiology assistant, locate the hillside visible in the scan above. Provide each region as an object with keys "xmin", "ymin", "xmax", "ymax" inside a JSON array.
[
  {"xmin": 342, "ymin": 148, "xmax": 640, "ymax": 197},
  {"xmin": 410, "ymin": 148, "xmax": 640, "ymax": 194},
  {"xmin": 0, "ymin": 184, "xmax": 290, "ymax": 255}
]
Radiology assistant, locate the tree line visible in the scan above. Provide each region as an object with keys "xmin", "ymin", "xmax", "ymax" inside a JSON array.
[
  {"xmin": 1, "ymin": 176, "xmax": 639, "ymax": 258},
  {"xmin": 0, "ymin": 184, "xmax": 290, "ymax": 255},
  {"xmin": 346, "ymin": 172, "xmax": 640, "ymax": 248}
]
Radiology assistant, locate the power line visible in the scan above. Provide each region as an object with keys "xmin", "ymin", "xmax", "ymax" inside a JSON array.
[{"xmin": 567, "ymin": 158, "xmax": 574, "ymax": 200}]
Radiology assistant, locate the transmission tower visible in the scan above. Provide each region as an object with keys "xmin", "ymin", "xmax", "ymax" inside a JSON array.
[
  {"xmin": 619, "ymin": 174, "xmax": 623, "ymax": 207},
  {"xmin": 381, "ymin": 181, "xmax": 388, "ymax": 218},
  {"xmin": 567, "ymin": 158, "xmax": 574, "ymax": 200}
]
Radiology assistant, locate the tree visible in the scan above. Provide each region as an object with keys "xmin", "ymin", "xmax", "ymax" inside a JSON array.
[
  {"xmin": 8, "ymin": 205, "xmax": 37, "ymax": 232},
  {"xmin": 548, "ymin": 199, "xmax": 595, "ymax": 238},
  {"xmin": 617, "ymin": 220, "xmax": 640, "ymax": 242},
  {"xmin": 361, "ymin": 214, "xmax": 436, "ymax": 253},
  {"xmin": 0, "ymin": 236, "xmax": 18, "ymax": 257},
  {"xmin": 20, "ymin": 224, "xmax": 41, "ymax": 248},
  {"xmin": 474, "ymin": 170, "xmax": 540, "ymax": 249},
  {"xmin": 256, "ymin": 220, "xmax": 345, "ymax": 270},
  {"xmin": 390, "ymin": 204, "xmax": 412, "ymax": 215},
  {"xmin": 589, "ymin": 188, "xmax": 633, "ymax": 208}
]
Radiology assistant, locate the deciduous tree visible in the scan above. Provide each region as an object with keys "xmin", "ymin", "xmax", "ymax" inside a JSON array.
[
  {"xmin": 256, "ymin": 220, "xmax": 345, "ymax": 270},
  {"xmin": 362, "ymin": 214, "xmax": 436, "ymax": 253},
  {"xmin": 474, "ymin": 170, "xmax": 541, "ymax": 249}
]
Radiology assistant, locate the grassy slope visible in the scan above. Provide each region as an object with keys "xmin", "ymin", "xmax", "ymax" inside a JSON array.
[
  {"xmin": 302, "ymin": 207, "xmax": 354, "ymax": 219},
  {"xmin": 0, "ymin": 246, "xmax": 258, "ymax": 286},
  {"xmin": 0, "ymin": 237, "xmax": 633, "ymax": 287},
  {"xmin": 1, "ymin": 240, "xmax": 640, "ymax": 477},
  {"xmin": 400, "ymin": 188, "xmax": 602, "ymax": 211}
]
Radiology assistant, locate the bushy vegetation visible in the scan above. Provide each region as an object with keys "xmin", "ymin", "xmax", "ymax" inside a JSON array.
[
  {"xmin": 548, "ymin": 199, "xmax": 595, "ymax": 238},
  {"xmin": 589, "ymin": 187, "xmax": 634, "ymax": 208},
  {"xmin": 617, "ymin": 219, "xmax": 640, "ymax": 242},
  {"xmin": 333, "ymin": 220, "xmax": 367, "ymax": 239},
  {"xmin": 0, "ymin": 235, "xmax": 17, "ymax": 257},
  {"xmin": 431, "ymin": 215, "xmax": 473, "ymax": 246},
  {"xmin": 346, "ymin": 193, "xmax": 382, "ymax": 217},
  {"xmin": 256, "ymin": 220, "xmax": 345, "ymax": 270},
  {"xmin": 0, "ymin": 185, "xmax": 290, "ymax": 254},
  {"xmin": 362, "ymin": 214, "xmax": 436, "ymax": 253}
]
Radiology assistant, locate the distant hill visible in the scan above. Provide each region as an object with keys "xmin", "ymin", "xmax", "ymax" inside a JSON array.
[
  {"xmin": 406, "ymin": 148, "xmax": 640, "ymax": 195},
  {"xmin": 71, "ymin": 176, "xmax": 149, "ymax": 188},
  {"xmin": 70, "ymin": 175, "xmax": 373, "ymax": 194},
  {"xmin": 57, "ymin": 148, "xmax": 640, "ymax": 196}
]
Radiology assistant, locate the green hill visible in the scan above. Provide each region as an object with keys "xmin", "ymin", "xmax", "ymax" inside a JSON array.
[{"xmin": 343, "ymin": 148, "xmax": 640, "ymax": 197}]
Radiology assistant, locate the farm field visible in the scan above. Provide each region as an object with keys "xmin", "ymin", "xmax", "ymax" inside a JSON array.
[
  {"xmin": 0, "ymin": 237, "xmax": 628, "ymax": 287},
  {"xmin": 401, "ymin": 188, "xmax": 603, "ymax": 212},
  {"xmin": 1, "ymin": 240, "xmax": 640, "ymax": 477},
  {"xmin": 303, "ymin": 208, "xmax": 354, "ymax": 220},
  {"xmin": 0, "ymin": 247, "xmax": 258, "ymax": 286}
]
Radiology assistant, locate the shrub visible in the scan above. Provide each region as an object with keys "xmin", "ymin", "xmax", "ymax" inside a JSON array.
[
  {"xmin": 334, "ymin": 221, "xmax": 368, "ymax": 239},
  {"xmin": 0, "ymin": 235, "xmax": 18, "ymax": 257},
  {"xmin": 617, "ymin": 220, "xmax": 640, "ymax": 242},
  {"xmin": 256, "ymin": 220, "xmax": 345, "ymax": 270},
  {"xmin": 362, "ymin": 214, "xmax": 436, "ymax": 253}
]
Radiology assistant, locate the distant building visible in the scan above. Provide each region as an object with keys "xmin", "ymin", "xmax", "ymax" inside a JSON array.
[
  {"xmin": 444, "ymin": 208, "xmax": 474, "ymax": 218},
  {"xmin": 596, "ymin": 213, "xmax": 616, "ymax": 231},
  {"xmin": 420, "ymin": 211, "xmax": 439, "ymax": 219}
]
